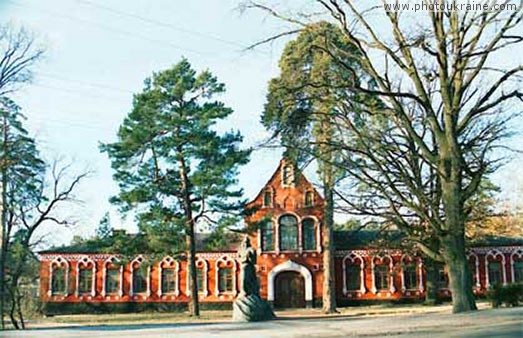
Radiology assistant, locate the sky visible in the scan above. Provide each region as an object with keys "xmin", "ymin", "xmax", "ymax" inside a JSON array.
[{"xmin": 1, "ymin": 0, "xmax": 522, "ymax": 247}]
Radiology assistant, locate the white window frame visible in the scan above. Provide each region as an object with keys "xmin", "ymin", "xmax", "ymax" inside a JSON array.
[
  {"xmin": 186, "ymin": 257, "xmax": 208, "ymax": 297},
  {"xmin": 467, "ymin": 252, "xmax": 481, "ymax": 289},
  {"xmin": 158, "ymin": 256, "xmax": 180, "ymax": 297},
  {"xmin": 48, "ymin": 256, "xmax": 70, "ymax": 297},
  {"xmin": 215, "ymin": 256, "xmax": 237, "ymax": 296},
  {"xmin": 342, "ymin": 252, "xmax": 366, "ymax": 295},
  {"xmin": 510, "ymin": 248, "xmax": 523, "ymax": 283},
  {"xmin": 371, "ymin": 254, "xmax": 395, "ymax": 294},
  {"xmin": 485, "ymin": 249, "xmax": 507, "ymax": 287},
  {"xmin": 76, "ymin": 256, "xmax": 96, "ymax": 297},
  {"xmin": 102, "ymin": 256, "xmax": 123, "ymax": 298}
]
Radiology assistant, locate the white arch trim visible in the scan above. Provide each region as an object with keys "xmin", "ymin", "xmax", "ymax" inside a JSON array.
[
  {"xmin": 485, "ymin": 249, "xmax": 507, "ymax": 287},
  {"xmin": 510, "ymin": 248, "xmax": 523, "ymax": 283},
  {"xmin": 76, "ymin": 256, "xmax": 96, "ymax": 297},
  {"xmin": 215, "ymin": 255, "xmax": 238, "ymax": 296},
  {"xmin": 342, "ymin": 252, "xmax": 366, "ymax": 295},
  {"xmin": 48, "ymin": 256, "xmax": 70, "ymax": 297},
  {"xmin": 467, "ymin": 252, "xmax": 481, "ymax": 288},
  {"xmin": 371, "ymin": 254, "xmax": 396, "ymax": 294},
  {"xmin": 102, "ymin": 256, "xmax": 123, "ymax": 297},
  {"xmin": 186, "ymin": 257, "xmax": 209, "ymax": 297},
  {"xmin": 267, "ymin": 260, "xmax": 313, "ymax": 302},
  {"xmin": 158, "ymin": 256, "xmax": 180, "ymax": 297}
]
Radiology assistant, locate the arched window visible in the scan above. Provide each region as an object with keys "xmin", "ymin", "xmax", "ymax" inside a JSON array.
[
  {"xmin": 514, "ymin": 261, "xmax": 523, "ymax": 282},
  {"xmin": 159, "ymin": 257, "xmax": 179, "ymax": 297},
  {"xmin": 485, "ymin": 249, "xmax": 506, "ymax": 287},
  {"xmin": 106, "ymin": 268, "xmax": 119, "ymax": 295},
  {"xmin": 261, "ymin": 221, "xmax": 274, "ymax": 251},
  {"xmin": 52, "ymin": 266, "xmax": 67, "ymax": 296},
  {"xmin": 488, "ymin": 261, "xmax": 502, "ymax": 286},
  {"xmin": 372, "ymin": 255, "xmax": 395, "ymax": 293},
  {"xmin": 302, "ymin": 218, "xmax": 316, "ymax": 251},
  {"xmin": 403, "ymin": 263, "xmax": 417, "ymax": 290},
  {"xmin": 131, "ymin": 257, "xmax": 147, "ymax": 295},
  {"xmin": 343, "ymin": 253, "xmax": 365, "ymax": 294},
  {"xmin": 279, "ymin": 215, "xmax": 298, "ymax": 251}
]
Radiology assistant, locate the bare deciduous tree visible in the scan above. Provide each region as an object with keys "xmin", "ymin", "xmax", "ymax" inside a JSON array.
[{"xmin": 245, "ymin": 1, "xmax": 522, "ymax": 313}]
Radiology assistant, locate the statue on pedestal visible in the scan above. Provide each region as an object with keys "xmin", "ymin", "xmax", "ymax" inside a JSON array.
[{"xmin": 232, "ymin": 236, "xmax": 275, "ymax": 322}]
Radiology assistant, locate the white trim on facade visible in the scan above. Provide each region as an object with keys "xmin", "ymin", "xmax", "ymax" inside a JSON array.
[
  {"xmin": 102, "ymin": 256, "xmax": 123, "ymax": 298},
  {"xmin": 467, "ymin": 252, "xmax": 481, "ymax": 289},
  {"xmin": 485, "ymin": 249, "xmax": 507, "ymax": 287},
  {"xmin": 267, "ymin": 260, "xmax": 313, "ymax": 302},
  {"xmin": 186, "ymin": 257, "xmax": 209, "ymax": 297},
  {"xmin": 215, "ymin": 255, "xmax": 238, "ymax": 296},
  {"xmin": 75, "ymin": 256, "xmax": 96, "ymax": 297},
  {"xmin": 342, "ymin": 252, "xmax": 366, "ymax": 295},
  {"xmin": 371, "ymin": 254, "xmax": 396, "ymax": 294},
  {"xmin": 129, "ymin": 255, "xmax": 145, "ymax": 297},
  {"xmin": 48, "ymin": 256, "xmax": 70, "ymax": 297},
  {"xmin": 158, "ymin": 256, "xmax": 180, "ymax": 297},
  {"xmin": 510, "ymin": 248, "xmax": 523, "ymax": 283}
]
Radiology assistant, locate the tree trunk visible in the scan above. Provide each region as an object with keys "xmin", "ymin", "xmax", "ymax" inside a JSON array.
[
  {"xmin": 424, "ymin": 258, "xmax": 440, "ymax": 305},
  {"xmin": 440, "ymin": 233, "xmax": 477, "ymax": 313},
  {"xmin": 178, "ymin": 151, "xmax": 199, "ymax": 317},
  {"xmin": 0, "ymin": 116, "xmax": 7, "ymax": 330},
  {"xmin": 322, "ymin": 172, "xmax": 337, "ymax": 314},
  {"xmin": 186, "ymin": 225, "xmax": 199, "ymax": 317}
]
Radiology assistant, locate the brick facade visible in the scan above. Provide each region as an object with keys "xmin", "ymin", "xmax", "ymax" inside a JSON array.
[{"xmin": 38, "ymin": 159, "xmax": 523, "ymax": 308}]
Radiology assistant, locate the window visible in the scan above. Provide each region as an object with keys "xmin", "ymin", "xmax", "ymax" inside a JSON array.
[
  {"xmin": 218, "ymin": 268, "xmax": 233, "ymax": 293},
  {"xmin": 279, "ymin": 215, "xmax": 298, "ymax": 251},
  {"xmin": 304, "ymin": 191, "xmax": 314, "ymax": 207},
  {"xmin": 263, "ymin": 191, "xmax": 272, "ymax": 207},
  {"xmin": 437, "ymin": 264, "xmax": 448, "ymax": 289},
  {"xmin": 196, "ymin": 268, "xmax": 204, "ymax": 293},
  {"xmin": 488, "ymin": 261, "xmax": 502, "ymax": 286},
  {"xmin": 106, "ymin": 268, "xmax": 119, "ymax": 295},
  {"xmin": 133, "ymin": 268, "xmax": 146, "ymax": 294},
  {"xmin": 302, "ymin": 219, "xmax": 316, "ymax": 251},
  {"xmin": 161, "ymin": 269, "xmax": 177, "ymax": 294},
  {"xmin": 78, "ymin": 268, "xmax": 92, "ymax": 294},
  {"xmin": 347, "ymin": 265, "xmax": 361, "ymax": 291},
  {"xmin": 52, "ymin": 267, "xmax": 67, "ymax": 295},
  {"xmin": 403, "ymin": 264, "xmax": 418, "ymax": 290},
  {"xmin": 261, "ymin": 221, "xmax": 274, "ymax": 251},
  {"xmin": 282, "ymin": 164, "xmax": 293, "ymax": 186},
  {"xmin": 515, "ymin": 261, "xmax": 523, "ymax": 282},
  {"xmin": 375, "ymin": 265, "xmax": 389, "ymax": 291}
]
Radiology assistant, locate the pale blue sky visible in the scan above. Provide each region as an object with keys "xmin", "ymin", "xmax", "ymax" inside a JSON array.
[{"xmin": 1, "ymin": 0, "xmax": 521, "ymax": 247}]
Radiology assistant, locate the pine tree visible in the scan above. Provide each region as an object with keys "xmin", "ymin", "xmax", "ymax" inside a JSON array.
[{"xmin": 101, "ymin": 59, "xmax": 250, "ymax": 316}]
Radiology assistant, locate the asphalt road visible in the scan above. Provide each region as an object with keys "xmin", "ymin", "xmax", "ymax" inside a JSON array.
[{"xmin": 2, "ymin": 306, "xmax": 522, "ymax": 338}]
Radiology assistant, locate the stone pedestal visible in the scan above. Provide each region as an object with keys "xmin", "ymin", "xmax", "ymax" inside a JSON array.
[{"xmin": 232, "ymin": 294, "xmax": 275, "ymax": 322}]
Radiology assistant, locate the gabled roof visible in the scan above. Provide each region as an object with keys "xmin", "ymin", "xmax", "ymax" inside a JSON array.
[{"xmin": 246, "ymin": 158, "xmax": 324, "ymax": 207}]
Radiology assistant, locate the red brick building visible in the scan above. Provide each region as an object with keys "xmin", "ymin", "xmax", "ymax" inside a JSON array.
[{"xmin": 38, "ymin": 159, "xmax": 523, "ymax": 311}]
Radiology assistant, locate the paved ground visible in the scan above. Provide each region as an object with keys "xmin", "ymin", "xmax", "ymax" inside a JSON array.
[{"xmin": 2, "ymin": 307, "xmax": 522, "ymax": 338}]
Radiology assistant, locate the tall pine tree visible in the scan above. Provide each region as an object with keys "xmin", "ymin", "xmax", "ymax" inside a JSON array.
[{"xmin": 101, "ymin": 59, "xmax": 250, "ymax": 316}]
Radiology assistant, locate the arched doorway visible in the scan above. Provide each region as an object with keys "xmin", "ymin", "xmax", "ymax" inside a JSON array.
[{"xmin": 274, "ymin": 271, "xmax": 305, "ymax": 308}]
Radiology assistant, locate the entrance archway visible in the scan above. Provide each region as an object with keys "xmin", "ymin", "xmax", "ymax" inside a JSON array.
[
  {"xmin": 267, "ymin": 260, "xmax": 313, "ymax": 307},
  {"xmin": 274, "ymin": 271, "xmax": 305, "ymax": 308}
]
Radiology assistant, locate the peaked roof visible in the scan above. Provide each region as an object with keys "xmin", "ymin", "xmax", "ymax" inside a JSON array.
[{"xmin": 247, "ymin": 158, "xmax": 324, "ymax": 207}]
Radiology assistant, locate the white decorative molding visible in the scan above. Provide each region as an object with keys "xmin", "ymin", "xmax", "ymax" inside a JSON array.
[
  {"xmin": 186, "ymin": 257, "xmax": 209, "ymax": 297},
  {"xmin": 158, "ymin": 256, "xmax": 180, "ymax": 297},
  {"xmin": 342, "ymin": 252, "xmax": 366, "ymax": 295},
  {"xmin": 48, "ymin": 256, "xmax": 70, "ymax": 297},
  {"xmin": 75, "ymin": 256, "xmax": 96, "ymax": 297},
  {"xmin": 267, "ymin": 260, "xmax": 313, "ymax": 302},
  {"xmin": 215, "ymin": 255, "xmax": 238, "ymax": 296},
  {"xmin": 129, "ymin": 255, "xmax": 144, "ymax": 297},
  {"xmin": 485, "ymin": 249, "xmax": 507, "ymax": 287},
  {"xmin": 510, "ymin": 248, "xmax": 523, "ymax": 283},
  {"xmin": 371, "ymin": 254, "xmax": 395, "ymax": 294},
  {"xmin": 467, "ymin": 252, "xmax": 481, "ymax": 289},
  {"xmin": 102, "ymin": 256, "xmax": 123, "ymax": 298}
]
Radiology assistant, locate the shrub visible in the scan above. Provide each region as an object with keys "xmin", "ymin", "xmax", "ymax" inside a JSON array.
[{"xmin": 487, "ymin": 283, "xmax": 523, "ymax": 308}]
